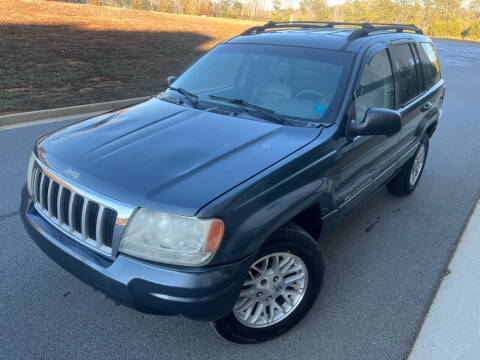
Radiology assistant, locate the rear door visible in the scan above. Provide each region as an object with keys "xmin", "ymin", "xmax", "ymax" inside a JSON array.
[
  {"xmin": 391, "ymin": 42, "xmax": 422, "ymax": 155},
  {"xmin": 391, "ymin": 41, "xmax": 443, "ymax": 161},
  {"xmin": 416, "ymin": 41, "xmax": 444, "ymax": 133}
]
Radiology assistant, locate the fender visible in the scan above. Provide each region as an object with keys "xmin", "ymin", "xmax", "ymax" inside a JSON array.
[
  {"xmin": 417, "ymin": 109, "xmax": 440, "ymax": 139},
  {"xmin": 197, "ymin": 134, "xmax": 340, "ymax": 266}
]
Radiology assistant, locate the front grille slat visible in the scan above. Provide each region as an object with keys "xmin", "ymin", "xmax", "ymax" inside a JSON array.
[
  {"xmin": 47, "ymin": 180, "xmax": 53, "ymax": 217},
  {"xmin": 32, "ymin": 168, "xmax": 118, "ymax": 256},
  {"xmin": 43, "ymin": 177, "xmax": 50, "ymax": 211},
  {"xmin": 56, "ymin": 185, "xmax": 64, "ymax": 223},
  {"xmin": 49, "ymin": 181, "xmax": 61, "ymax": 219},
  {"xmin": 39, "ymin": 173, "xmax": 46, "ymax": 209},
  {"xmin": 72, "ymin": 195, "xmax": 84, "ymax": 234},
  {"xmin": 87, "ymin": 202, "xmax": 100, "ymax": 241},
  {"xmin": 68, "ymin": 191, "xmax": 75, "ymax": 232},
  {"xmin": 102, "ymin": 208, "xmax": 117, "ymax": 248},
  {"xmin": 62, "ymin": 189, "xmax": 72, "ymax": 226},
  {"xmin": 80, "ymin": 199, "xmax": 88, "ymax": 240},
  {"xmin": 33, "ymin": 169, "xmax": 41, "ymax": 203}
]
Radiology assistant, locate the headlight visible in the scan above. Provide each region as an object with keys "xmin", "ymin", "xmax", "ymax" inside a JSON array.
[
  {"xmin": 26, "ymin": 152, "xmax": 36, "ymax": 196},
  {"xmin": 119, "ymin": 208, "xmax": 224, "ymax": 266}
]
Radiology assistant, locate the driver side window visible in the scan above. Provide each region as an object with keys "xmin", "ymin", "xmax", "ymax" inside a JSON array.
[{"xmin": 355, "ymin": 49, "xmax": 395, "ymax": 122}]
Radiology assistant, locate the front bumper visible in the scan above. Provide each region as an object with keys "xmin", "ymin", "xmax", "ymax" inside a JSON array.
[{"xmin": 20, "ymin": 187, "xmax": 254, "ymax": 321}]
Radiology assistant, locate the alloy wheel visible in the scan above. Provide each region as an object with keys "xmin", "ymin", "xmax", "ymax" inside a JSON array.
[
  {"xmin": 409, "ymin": 144, "xmax": 426, "ymax": 186},
  {"xmin": 233, "ymin": 252, "xmax": 308, "ymax": 328}
]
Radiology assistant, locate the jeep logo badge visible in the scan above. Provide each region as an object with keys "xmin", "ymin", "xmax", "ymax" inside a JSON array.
[{"xmin": 64, "ymin": 167, "xmax": 80, "ymax": 180}]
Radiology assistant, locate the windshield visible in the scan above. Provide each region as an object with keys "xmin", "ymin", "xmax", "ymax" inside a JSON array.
[{"xmin": 166, "ymin": 43, "xmax": 354, "ymax": 124}]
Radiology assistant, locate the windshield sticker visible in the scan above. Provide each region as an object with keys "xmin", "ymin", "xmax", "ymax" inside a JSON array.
[{"xmin": 312, "ymin": 103, "xmax": 327, "ymax": 115}]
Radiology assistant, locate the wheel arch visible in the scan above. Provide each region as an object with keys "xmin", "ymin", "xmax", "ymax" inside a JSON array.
[
  {"xmin": 290, "ymin": 203, "xmax": 323, "ymax": 241},
  {"xmin": 261, "ymin": 202, "xmax": 324, "ymax": 249},
  {"xmin": 425, "ymin": 120, "xmax": 438, "ymax": 138}
]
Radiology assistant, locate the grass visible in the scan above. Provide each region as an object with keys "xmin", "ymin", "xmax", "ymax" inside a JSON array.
[{"xmin": 0, "ymin": 0, "xmax": 261, "ymax": 114}]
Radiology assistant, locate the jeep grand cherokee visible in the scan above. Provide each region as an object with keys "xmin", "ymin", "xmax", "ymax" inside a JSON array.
[{"xmin": 21, "ymin": 21, "xmax": 445, "ymax": 343}]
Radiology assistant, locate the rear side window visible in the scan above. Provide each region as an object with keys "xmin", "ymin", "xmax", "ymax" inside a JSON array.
[
  {"xmin": 393, "ymin": 44, "xmax": 418, "ymax": 105},
  {"xmin": 411, "ymin": 45, "xmax": 425, "ymax": 92},
  {"xmin": 355, "ymin": 49, "xmax": 395, "ymax": 121},
  {"xmin": 418, "ymin": 42, "xmax": 441, "ymax": 88}
]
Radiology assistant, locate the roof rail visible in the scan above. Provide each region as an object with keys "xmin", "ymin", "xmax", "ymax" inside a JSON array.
[
  {"xmin": 346, "ymin": 24, "xmax": 423, "ymax": 40},
  {"xmin": 240, "ymin": 21, "xmax": 423, "ymax": 39}
]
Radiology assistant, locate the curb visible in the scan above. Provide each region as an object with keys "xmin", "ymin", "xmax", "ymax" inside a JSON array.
[{"xmin": 0, "ymin": 96, "xmax": 150, "ymax": 127}]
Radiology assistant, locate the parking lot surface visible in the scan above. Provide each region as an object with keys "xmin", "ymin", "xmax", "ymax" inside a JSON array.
[{"xmin": 1, "ymin": 39, "xmax": 480, "ymax": 359}]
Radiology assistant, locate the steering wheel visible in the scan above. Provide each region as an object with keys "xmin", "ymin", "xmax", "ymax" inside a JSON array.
[{"xmin": 295, "ymin": 90, "xmax": 330, "ymax": 103}]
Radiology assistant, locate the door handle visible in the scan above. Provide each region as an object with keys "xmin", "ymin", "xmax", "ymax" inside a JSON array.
[{"xmin": 421, "ymin": 102, "xmax": 433, "ymax": 112}]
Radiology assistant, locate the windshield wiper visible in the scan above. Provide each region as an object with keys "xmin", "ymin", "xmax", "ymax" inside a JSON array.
[
  {"xmin": 168, "ymin": 86, "xmax": 199, "ymax": 107},
  {"xmin": 209, "ymin": 95, "xmax": 286, "ymax": 125}
]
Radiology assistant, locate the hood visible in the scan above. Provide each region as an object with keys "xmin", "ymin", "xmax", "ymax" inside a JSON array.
[{"xmin": 36, "ymin": 98, "xmax": 320, "ymax": 216}]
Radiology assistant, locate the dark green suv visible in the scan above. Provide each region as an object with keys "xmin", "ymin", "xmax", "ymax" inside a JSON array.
[{"xmin": 22, "ymin": 21, "xmax": 444, "ymax": 343}]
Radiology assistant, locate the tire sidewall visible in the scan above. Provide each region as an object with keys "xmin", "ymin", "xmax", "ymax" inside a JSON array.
[
  {"xmin": 405, "ymin": 136, "xmax": 429, "ymax": 193},
  {"xmin": 212, "ymin": 228, "xmax": 324, "ymax": 344}
]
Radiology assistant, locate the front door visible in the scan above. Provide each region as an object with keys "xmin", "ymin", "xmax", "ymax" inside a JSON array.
[{"xmin": 334, "ymin": 44, "xmax": 401, "ymax": 215}]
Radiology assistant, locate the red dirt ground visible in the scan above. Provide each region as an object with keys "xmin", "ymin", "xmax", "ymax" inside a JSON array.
[{"xmin": 0, "ymin": 0, "xmax": 259, "ymax": 114}]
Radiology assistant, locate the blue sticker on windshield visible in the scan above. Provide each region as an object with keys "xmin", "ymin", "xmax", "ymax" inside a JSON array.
[{"xmin": 312, "ymin": 103, "xmax": 327, "ymax": 115}]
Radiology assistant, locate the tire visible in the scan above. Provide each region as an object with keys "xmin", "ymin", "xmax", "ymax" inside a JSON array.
[
  {"xmin": 212, "ymin": 223, "xmax": 325, "ymax": 344},
  {"xmin": 387, "ymin": 135, "xmax": 429, "ymax": 197}
]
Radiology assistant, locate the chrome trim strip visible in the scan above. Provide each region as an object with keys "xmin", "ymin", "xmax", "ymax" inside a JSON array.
[
  {"xmin": 39, "ymin": 173, "xmax": 46, "ymax": 209},
  {"xmin": 47, "ymin": 180, "xmax": 53, "ymax": 218},
  {"xmin": 57, "ymin": 185, "xmax": 64, "ymax": 224},
  {"xmin": 33, "ymin": 169, "xmax": 40, "ymax": 203},
  {"xmin": 397, "ymin": 142, "xmax": 419, "ymax": 164},
  {"xmin": 96, "ymin": 205, "xmax": 105, "ymax": 247},
  {"xmin": 68, "ymin": 192, "xmax": 75, "ymax": 233},
  {"xmin": 334, "ymin": 142, "xmax": 421, "ymax": 213},
  {"xmin": 81, "ymin": 199, "xmax": 89, "ymax": 240}
]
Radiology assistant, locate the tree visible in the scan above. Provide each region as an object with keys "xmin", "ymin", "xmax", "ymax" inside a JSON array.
[
  {"xmin": 427, "ymin": 19, "xmax": 462, "ymax": 37},
  {"xmin": 299, "ymin": 0, "xmax": 329, "ymax": 21},
  {"xmin": 182, "ymin": 0, "xmax": 195, "ymax": 14},
  {"xmin": 231, "ymin": 0, "xmax": 243, "ymax": 18},
  {"xmin": 157, "ymin": 0, "xmax": 171, "ymax": 12},
  {"xmin": 367, "ymin": 0, "xmax": 396, "ymax": 23},
  {"xmin": 470, "ymin": 0, "xmax": 480, "ymax": 18},
  {"xmin": 131, "ymin": 0, "xmax": 143, "ymax": 9},
  {"xmin": 468, "ymin": 21, "xmax": 480, "ymax": 38},
  {"xmin": 434, "ymin": 0, "xmax": 461, "ymax": 21},
  {"xmin": 394, "ymin": 0, "xmax": 422, "ymax": 25},
  {"xmin": 342, "ymin": 0, "xmax": 368, "ymax": 23},
  {"xmin": 78, "ymin": 0, "xmax": 480, "ymax": 40},
  {"xmin": 271, "ymin": 0, "xmax": 292, "ymax": 21}
]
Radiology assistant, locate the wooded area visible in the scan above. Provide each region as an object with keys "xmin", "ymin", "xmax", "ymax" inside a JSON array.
[{"xmin": 77, "ymin": 0, "xmax": 480, "ymax": 39}]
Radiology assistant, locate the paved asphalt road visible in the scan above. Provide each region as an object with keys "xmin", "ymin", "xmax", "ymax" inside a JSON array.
[{"xmin": 1, "ymin": 39, "xmax": 480, "ymax": 360}]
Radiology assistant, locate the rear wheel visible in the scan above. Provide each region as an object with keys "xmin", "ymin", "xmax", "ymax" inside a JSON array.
[
  {"xmin": 387, "ymin": 135, "xmax": 429, "ymax": 196},
  {"xmin": 212, "ymin": 224, "xmax": 324, "ymax": 343}
]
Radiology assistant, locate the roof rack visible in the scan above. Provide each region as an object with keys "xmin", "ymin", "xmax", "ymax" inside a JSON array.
[{"xmin": 240, "ymin": 21, "xmax": 423, "ymax": 40}]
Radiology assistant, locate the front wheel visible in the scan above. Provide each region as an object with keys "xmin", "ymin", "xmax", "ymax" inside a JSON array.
[
  {"xmin": 387, "ymin": 135, "xmax": 429, "ymax": 196},
  {"xmin": 212, "ymin": 224, "xmax": 324, "ymax": 343}
]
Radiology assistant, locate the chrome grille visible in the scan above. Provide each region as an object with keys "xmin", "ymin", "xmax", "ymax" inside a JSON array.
[{"xmin": 31, "ymin": 167, "xmax": 118, "ymax": 255}]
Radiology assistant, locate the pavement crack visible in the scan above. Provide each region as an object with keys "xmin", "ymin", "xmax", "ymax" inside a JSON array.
[{"xmin": 0, "ymin": 211, "xmax": 20, "ymax": 221}]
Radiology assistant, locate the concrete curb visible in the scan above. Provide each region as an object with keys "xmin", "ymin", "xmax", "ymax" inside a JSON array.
[
  {"xmin": 0, "ymin": 96, "xmax": 150, "ymax": 127},
  {"xmin": 408, "ymin": 199, "xmax": 480, "ymax": 359}
]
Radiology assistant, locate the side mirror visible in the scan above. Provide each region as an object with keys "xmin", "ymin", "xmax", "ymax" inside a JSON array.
[
  {"xmin": 349, "ymin": 108, "xmax": 401, "ymax": 137},
  {"xmin": 166, "ymin": 76, "xmax": 177, "ymax": 87}
]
